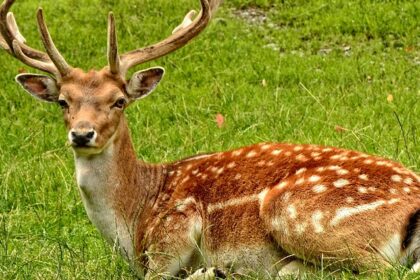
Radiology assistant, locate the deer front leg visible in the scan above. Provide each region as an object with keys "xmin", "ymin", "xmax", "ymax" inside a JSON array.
[
  {"xmin": 277, "ymin": 259, "xmax": 315, "ymax": 278},
  {"xmin": 185, "ymin": 267, "xmax": 227, "ymax": 280},
  {"xmin": 144, "ymin": 206, "xmax": 204, "ymax": 279}
]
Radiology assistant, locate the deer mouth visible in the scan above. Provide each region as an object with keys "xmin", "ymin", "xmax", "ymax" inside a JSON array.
[
  {"xmin": 71, "ymin": 145, "xmax": 104, "ymax": 157},
  {"xmin": 72, "ymin": 143, "xmax": 92, "ymax": 149}
]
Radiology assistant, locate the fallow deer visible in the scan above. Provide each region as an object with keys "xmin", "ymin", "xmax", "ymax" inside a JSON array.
[{"xmin": 0, "ymin": 0, "xmax": 419, "ymax": 278}]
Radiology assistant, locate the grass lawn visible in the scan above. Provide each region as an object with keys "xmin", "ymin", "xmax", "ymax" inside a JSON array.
[{"xmin": 0, "ymin": 0, "xmax": 418, "ymax": 278}]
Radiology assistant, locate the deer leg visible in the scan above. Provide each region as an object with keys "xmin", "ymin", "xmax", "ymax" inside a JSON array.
[
  {"xmin": 411, "ymin": 261, "xmax": 420, "ymax": 272},
  {"xmin": 144, "ymin": 206, "xmax": 203, "ymax": 279},
  {"xmin": 185, "ymin": 267, "xmax": 227, "ymax": 279},
  {"xmin": 277, "ymin": 259, "xmax": 315, "ymax": 278}
]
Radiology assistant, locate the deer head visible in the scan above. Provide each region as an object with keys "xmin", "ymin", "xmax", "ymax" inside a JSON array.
[{"xmin": 0, "ymin": 0, "xmax": 215, "ymax": 156}]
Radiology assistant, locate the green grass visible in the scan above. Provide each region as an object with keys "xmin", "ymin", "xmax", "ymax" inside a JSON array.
[{"xmin": 0, "ymin": 0, "xmax": 419, "ymax": 279}]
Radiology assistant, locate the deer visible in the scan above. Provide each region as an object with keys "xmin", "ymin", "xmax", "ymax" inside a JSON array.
[{"xmin": 1, "ymin": 0, "xmax": 419, "ymax": 278}]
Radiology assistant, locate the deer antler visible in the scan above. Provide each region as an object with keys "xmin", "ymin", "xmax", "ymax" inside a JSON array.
[
  {"xmin": 0, "ymin": 0, "xmax": 71, "ymax": 80},
  {"xmin": 0, "ymin": 33, "xmax": 7, "ymax": 50},
  {"xmin": 107, "ymin": 12, "xmax": 120, "ymax": 75},
  {"xmin": 0, "ymin": 11, "xmax": 24, "ymax": 51},
  {"xmin": 1, "ymin": 0, "xmax": 221, "ymax": 80},
  {"xmin": 36, "ymin": 8, "xmax": 71, "ymax": 76},
  {"xmin": 108, "ymin": 0, "xmax": 218, "ymax": 76}
]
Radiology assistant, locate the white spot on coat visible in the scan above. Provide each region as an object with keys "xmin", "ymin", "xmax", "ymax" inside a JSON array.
[
  {"xmin": 283, "ymin": 192, "xmax": 291, "ymax": 202},
  {"xmin": 276, "ymin": 181, "xmax": 288, "ymax": 189},
  {"xmin": 293, "ymin": 146, "xmax": 303, "ymax": 152},
  {"xmin": 296, "ymin": 178, "xmax": 305, "ymax": 185},
  {"xmin": 346, "ymin": 197, "xmax": 354, "ymax": 203},
  {"xmin": 331, "ymin": 200, "xmax": 386, "ymax": 226},
  {"xmin": 357, "ymin": 187, "xmax": 367, "ymax": 193},
  {"xmin": 227, "ymin": 162, "xmax": 236, "ymax": 169},
  {"xmin": 312, "ymin": 184, "xmax": 327, "ymax": 193},
  {"xmin": 287, "ymin": 205, "xmax": 297, "ymax": 219},
  {"xmin": 295, "ymin": 223, "xmax": 307, "ymax": 235},
  {"xmin": 403, "ymin": 177, "xmax": 413, "ymax": 185},
  {"xmin": 246, "ymin": 150, "xmax": 257, "ymax": 158},
  {"xmin": 330, "ymin": 154, "xmax": 342, "ymax": 160},
  {"xmin": 388, "ymin": 198, "xmax": 400, "ymax": 204},
  {"xmin": 333, "ymin": 179, "xmax": 350, "ymax": 188},
  {"xmin": 271, "ymin": 149, "xmax": 282, "ymax": 156},
  {"xmin": 358, "ymin": 174, "xmax": 369, "ymax": 181},
  {"xmin": 232, "ymin": 149, "xmax": 243, "ymax": 157},
  {"xmin": 391, "ymin": 175, "xmax": 402, "ymax": 182},
  {"xmin": 296, "ymin": 154, "xmax": 309, "ymax": 162},
  {"xmin": 272, "ymin": 217, "xmax": 288, "ymax": 234},
  {"xmin": 257, "ymin": 160, "xmax": 266, "ymax": 167},
  {"xmin": 389, "ymin": 188, "xmax": 397, "ymax": 194},
  {"xmin": 308, "ymin": 175, "xmax": 321, "ymax": 183},
  {"xmin": 328, "ymin": 165, "xmax": 341, "ymax": 171},
  {"xmin": 336, "ymin": 169, "xmax": 349, "ymax": 175},
  {"xmin": 312, "ymin": 211, "xmax": 324, "ymax": 233},
  {"xmin": 296, "ymin": 168, "xmax": 307, "ymax": 175},
  {"xmin": 208, "ymin": 194, "xmax": 259, "ymax": 213},
  {"xmin": 261, "ymin": 144, "xmax": 271, "ymax": 150}
]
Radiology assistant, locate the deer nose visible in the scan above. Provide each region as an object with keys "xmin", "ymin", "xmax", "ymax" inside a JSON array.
[{"xmin": 69, "ymin": 129, "xmax": 96, "ymax": 147}]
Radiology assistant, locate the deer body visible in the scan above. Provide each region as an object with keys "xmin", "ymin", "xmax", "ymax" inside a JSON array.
[
  {"xmin": 78, "ymin": 116, "xmax": 420, "ymax": 277},
  {"xmin": 1, "ymin": 0, "xmax": 419, "ymax": 278},
  {"xmin": 145, "ymin": 142, "xmax": 419, "ymax": 276}
]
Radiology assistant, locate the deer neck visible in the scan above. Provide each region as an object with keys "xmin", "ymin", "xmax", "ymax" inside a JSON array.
[{"xmin": 73, "ymin": 116, "xmax": 167, "ymax": 260}]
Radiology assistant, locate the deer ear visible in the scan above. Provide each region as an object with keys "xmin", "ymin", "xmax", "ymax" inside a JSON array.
[
  {"xmin": 126, "ymin": 67, "xmax": 165, "ymax": 100},
  {"xmin": 15, "ymin": 74, "xmax": 59, "ymax": 103}
]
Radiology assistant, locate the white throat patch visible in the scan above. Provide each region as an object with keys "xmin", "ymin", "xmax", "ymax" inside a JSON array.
[{"xmin": 74, "ymin": 143, "xmax": 134, "ymax": 260}]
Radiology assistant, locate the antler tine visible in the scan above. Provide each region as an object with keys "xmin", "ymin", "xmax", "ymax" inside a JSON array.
[
  {"xmin": 107, "ymin": 12, "xmax": 120, "ymax": 75},
  {"xmin": 12, "ymin": 40, "xmax": 58, "ymax": 74},
  {"xmin": 0, "ymin": 33, "xmax": 9, "ymax": 51},
  {"xmin": 7, "ymin": 11, "xmax": 50, "ymax": 61},
  {"xmin": 0, "ymin": 0, "xmax": 61, "ymax": 77},
  {"xmin": 172, "ymin": 10, "xmax": 197, "ymax": 35},
  {"xmin": 0, "ymin": 0, "xmax": 49, "ymax": 61},
  {"xmin": 36, "ymin": 8, "xmax": 71, "ymax": 77},
  {"xmin": 0, "ymin": 0, "xmax": 15, "ymax": 50},
  {"xmin": 7, "ymin": 12, "xmax": 25, "ymax": 43},
  {"xmin": 118, "ymin": 0, "xmax": 213, "ymax": 76}
]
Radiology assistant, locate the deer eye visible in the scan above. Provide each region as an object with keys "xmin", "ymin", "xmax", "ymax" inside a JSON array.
[
  {"xmin": 112, "ymin": 98, "xmax": 127, "ymax": 109},
  {"xmin": 58, "ymin": 99, "xmax": 69, "ymax": 109}
]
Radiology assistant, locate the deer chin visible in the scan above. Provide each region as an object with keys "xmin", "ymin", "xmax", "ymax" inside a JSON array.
[
  {"xmin": 72, "ymin": 132, "xmax": 118, "ymax": 157},
  {"xmin": 72, "ymin": 146, "xmax": 104, "ymax": 157}
]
